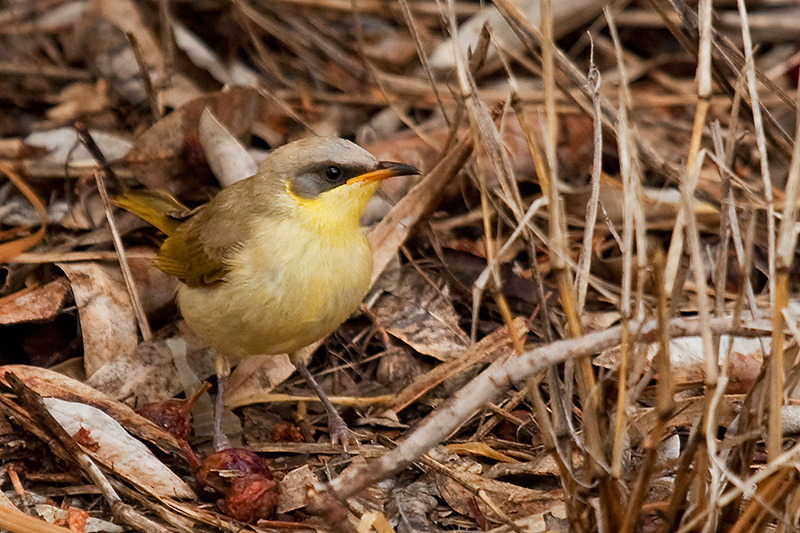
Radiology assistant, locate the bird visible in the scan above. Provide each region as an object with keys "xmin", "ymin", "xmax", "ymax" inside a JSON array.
[{"xmin": 116, "ymin": 136, "xmax": 420, "ymax": 450}]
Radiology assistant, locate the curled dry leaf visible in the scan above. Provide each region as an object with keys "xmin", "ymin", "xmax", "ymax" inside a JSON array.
[
  {"xmin": 0, "ymin": 163, "xmax": 47, "ymax": 262},
  {"xmin": 0, "ymin": 277, "xmax": 70, "ymax": 325},
  {"xmin": 224, "ymin": 353, "xmax": 296, "ymax": 410},
  {"xmin": 596, "ymin": 335, "xmax": 765, "ymax": 393},
  {"xmin": 276, "ymin": 464, "xmax": 317, "ymax": 514},
  {"xmin": 198, "ymin": 107, "xmax": 258, "ymax": 188},
  {"xmin": 429, "ymin": 0, "xmax": 604, "ymax": 72},
  {"xmin": 24, "ymin": 127, "xmax": 132, "ymax": 171},
  {"xmin": 85, "ymin": 323, "xmax": 215, "ymax": 406},
  {"xmin": 436, "ymin": 467, "xmax": 562, "ymax": 523},
  {"xmin": 57, "ymin": 262, "xmax": 138, "ymax": 378},
  {"xmin": 372, "ymin": 268, "xmax": 468, "ymax": 362},
  {"xmin": 46, "ymin": 80, "xmax": 111, "ymax": 123},
  {"xmin": 562, "ymin": 174, "xmax": 719, "ymax": 232},
  {"xmin": 35, "ymin": 504, "xmax": 123, "ymax": 533},
  {"xmin": 43, "ymin": 397, "xmax": 194, "ymax": 499},
  {"xmin": 0, "ymin": 365, "xmax": 182, "ymax": 455},
  {"xmin": 124, "ymin": 88, "xmax": 266, "ymax": 194}
]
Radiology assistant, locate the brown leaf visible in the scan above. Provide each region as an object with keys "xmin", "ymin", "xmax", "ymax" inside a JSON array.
[
  {"xmin": 436, "ymin": 468, "xmax": 562, "ymax": 522},
  {"xmin": 0, "ymin": 278, "xmax": 70, "ymax": 325},
  {"xmin": 372, "ymin": 268, "xmax": 468, "ymax": 361},
  {"xmin": 0, "ymin": 365, "xmax": 182, "ymax": 455},
  {"xmin": 57, "ymin": 263, "xmax": 138, "ymax": 378},
  {"xmin": 124, "ymin": 88, "xmax": 266, "ymax": 194}
]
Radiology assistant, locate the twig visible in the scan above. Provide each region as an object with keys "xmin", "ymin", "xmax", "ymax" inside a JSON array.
[
  {"xmin": 326, "ymin": 315, "xmax": 769, "ymax": 501},
  {"xmin": 5, "ymin": 373, "xmax": 171, "ymax": 533},
  {"xmin": 93, "ymin": 170, "xmax": 153, "ymax": 341}
]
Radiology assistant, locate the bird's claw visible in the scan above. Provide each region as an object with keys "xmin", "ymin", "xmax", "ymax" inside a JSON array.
[{"xmin": 329, "ymin": 417, "xmax": 360, "ymax": 452}]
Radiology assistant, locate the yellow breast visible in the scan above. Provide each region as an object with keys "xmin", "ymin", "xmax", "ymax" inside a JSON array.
[{"xmin": 177, "ymin": 182, "xmax": 376, "ymax": 358}]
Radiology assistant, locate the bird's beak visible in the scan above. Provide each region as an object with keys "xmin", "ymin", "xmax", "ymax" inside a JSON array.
[{"xmin": 346, "ymin": 161, "xmax": 421, "ymax": 185}]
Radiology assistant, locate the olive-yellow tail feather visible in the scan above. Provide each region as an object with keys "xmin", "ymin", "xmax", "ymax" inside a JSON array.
[{"xmin": 114, "ymin": 190, "xmax": 192, "ymax": 236}]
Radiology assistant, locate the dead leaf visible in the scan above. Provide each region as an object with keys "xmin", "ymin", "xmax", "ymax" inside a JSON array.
[
  {"xmin": 124, "ymin": 87, "xmax": 265, "ymax": 194},
  {"xmin": 276, "ymin": 465, "xmax": 317, "ymax": 514},
  {"xmin": 0, "ymin": 365, "xmax": 182, "ymax": 455},
  {"xmin": 46, "ymin": 80, "xmax": 111, "ymax": 122},
  {"xmin": 436, "ymin": 468, "xmax": 561, "ymax": 522},
  {"xmin": 372, "ymin": 268, "xmax": 468, "ymax": 361},
  {"xmin": 85, "ymin": 322, "xmax": 214, "ymax": 406},
  {"xmin": 198, "ymin": 107, "xmax": 257, "ymax": 187},
  {"xmin": 44, "ymin": 397, "xmax": 194, "ymax": 499},
  {"xmin": 57, "ymin": 263, "xmax": 138, "ymax": 378},
  {"xmin": 0, "ymin": 278, "xmax": 70, "ymax": 325},
  {"xmin": 225, "ymin": 353, "xmax": 296, "ymax": 410}
]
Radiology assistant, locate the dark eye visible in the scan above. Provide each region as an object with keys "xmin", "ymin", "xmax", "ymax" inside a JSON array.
[{"xmin": 325, "ymin": 165, "xmax": 342, "ymax": 181}]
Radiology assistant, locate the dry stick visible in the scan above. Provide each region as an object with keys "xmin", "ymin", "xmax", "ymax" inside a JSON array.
[
  {"xmin": 94, "ymin": 170, "xmax": 153, "ymax": 342},
  {"xmin": 619, "ymin": 250, "xmax": 675, "ymax": 533},
  {"xmin": 5, "ymin": 373, "xmax": 171, "ymax": 533},
  {"xmin": 575, "ymin": 37, "xmax": 603, "ymax": 314},
  {"xmin": 662, "ymin": 0, "xmax": 713, "ymax": 292},
  {"xmin": 326, "ymin": 315, "xmax": 768, "ymax": 501},
  {"xmin": 158, "ymin": 0, "xmax": 174, "ymax": 88},
  {"xmin": 474, "ymin": 387, "xmax": 528, "ymax": 440},
  {"xmin": 126, "ymin": 32, "xmax": 161, "ymax": 122},
  {"xmin": 9, "ymin": 250, "xmax": 155, "ymax": 263},
  {"xmin": 769, "ymin": 19, "xmax": 800, "ymax": 468},
  {"xmin": 492, "ymin": 0, "xmax": 682, "ymax": 187},
  {"xmin": 733, "ymin": 0, "xmax": 780, "ymax": 461},
  {"xmin": 75, "ymin": 126, "xmax": 151, "ymax": 342}
]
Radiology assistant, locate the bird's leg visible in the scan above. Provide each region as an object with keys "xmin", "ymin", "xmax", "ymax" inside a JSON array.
[
  {"xmin": 213, "ymin": 353, "xmax": 232, "ymax": 451},
  {"xmin": 293, "ymin": 362, "xmax": 358, "ymax": 451}
]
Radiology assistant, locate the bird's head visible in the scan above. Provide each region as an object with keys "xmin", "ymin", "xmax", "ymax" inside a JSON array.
[{"xmin": 257, "ymin": 137, "xmax": 419, "ymax": 231}]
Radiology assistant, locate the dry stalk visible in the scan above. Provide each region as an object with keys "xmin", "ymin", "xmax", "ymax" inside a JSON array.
[
  {"xmin": 663, "ymin": 0, "xmax": 712, "ymax": 292},
  {"xmin": 768, "ymin": 10, "xmax": 800, "ymax": 471},
  {"xmin": 620, "ymin": 249, "xmax": 674, "ymax": 533},
  {"xmin": 327, "ymin": 315, "xmax": 767, "ymax": 503},
  {"xmin": 575, "ymin": 38, "xmax": 603, "ymax": 314},
  {"xmin": 605, "ymin": 7, "xmax": 648, "ymax": 482},
  {"xmin": 733, "ymin": 0, "xmax": 780, "ymax": 460},
  {"xmin": 538, "ymin": 3, "xmax": 614, "ymax": 528},
  {"xmin": 679, "ymin": 149, "xmax": 717, "ymax": 522}
]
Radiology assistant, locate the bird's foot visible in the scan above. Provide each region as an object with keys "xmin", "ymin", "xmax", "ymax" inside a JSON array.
[{"xmin": 328, "ymin": 413, "xmax": 359, "ymax": 452}]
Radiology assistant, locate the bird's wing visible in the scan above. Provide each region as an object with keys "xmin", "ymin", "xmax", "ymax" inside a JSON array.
[{"xmin": 154, "ymin": 186, "xmax": 256, "ymax": 288}]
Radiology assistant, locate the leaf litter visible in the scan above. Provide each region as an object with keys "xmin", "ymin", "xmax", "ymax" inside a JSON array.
[{"xmin": 2, "ymin": 0, "xmax": 800, "ymax": 532}]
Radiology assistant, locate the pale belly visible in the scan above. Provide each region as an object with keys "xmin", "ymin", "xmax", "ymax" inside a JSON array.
[{"xmin": 177, "ymin": 220, "xmax": 373, "ymax": 358}]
